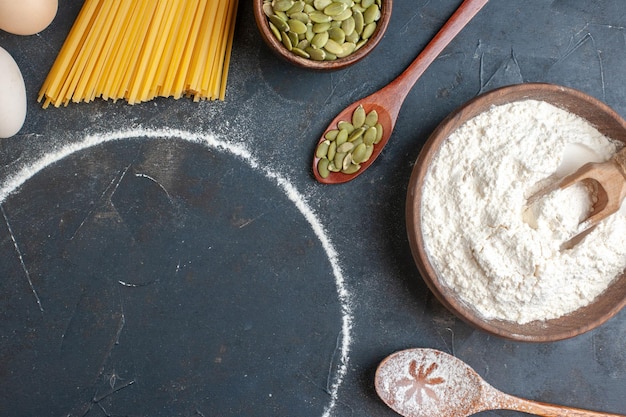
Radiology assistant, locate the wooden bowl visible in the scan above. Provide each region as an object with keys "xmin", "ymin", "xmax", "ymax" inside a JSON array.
[
  {"xmin": 253, "ymin": 0, "xmax": 392, "ymax": 71},
  {"xmin": 406, "ymin": 83, "xmax": 626, "ymax": 342}
]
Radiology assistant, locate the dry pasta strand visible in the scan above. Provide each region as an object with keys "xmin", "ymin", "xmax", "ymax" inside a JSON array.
[{"xmin": 220, "ymin": 0, "xmax": 239, "ymax": 101}]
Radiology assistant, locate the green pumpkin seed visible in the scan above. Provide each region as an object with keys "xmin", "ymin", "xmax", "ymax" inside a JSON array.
[
  {"xmin": 288, "ymin": 18, "xmax": 308, "ymax": 34},
  {"xmin": 363, "ymin": 126, "xmax": 377, "ymax": 145},
  {"xmin": 317, "ymin": 158, "xmax": 330, "ymax": 178},
  {"xmin": 336, "ymin": 41, "xmax": 355, "ymax": 58},
  {"xmin": 263, "ymin": 3, "xmax": 274, "ymax": 17},
  {"xmin": 281, "ymin": 31, "xmax": 293, "ymax": 50},
  {"xmin": 345, "ymin": 30, "xmax": 359, "ymax": 43},
  {"xmin": 342, "ymin": 163, "xmax": 361, "ymax": 175},
  {"xmin": 292, "ymin": 47, "xmax": 310, "ymax": 58},
  {"xmin": 374, "ymin": 123, "xmax": 383, "ymax": 144},
  {"xmin": 327, "ymin": 140, "xmax": 337, "ymax": 161},
  {"xmin": 351, "ymin": 143, "xmax": 367, "ymax": 163},
  {"xmin": 341, "ymin": 16, "xmax": 355, "ymax": 36},
  {"xmin": 311, "ymin": 31, "xmax": 329, "ymax": 48},
  {"xmin": 350, "ymin": 136, "xmax": 363, "ymax": 148},
  {"xmin": 361, "ymin": 21, "xmax": 376, "ymax": 39},
  {"xmin": 336, "ymin": 128, "xmax": 349, "ymax": 144},
  {"xmin": 305, "ymin": 24, "xmax": 315, "ymax": 41},
  {"xmin": 290, "ymin": 11, "xmax": 310, "ymax": 22},
  {"xmin": 324, "ymin": 2, "xmax": 348, "ymax": 16},
  {"xmin": 315, "ymin": 139, "xmax": 330, "ymax": 158},
  {"xmin": 363, "ymin": 3, "xmax": 380, "ymax": 24},
  {"xmin": 352, "ymin": 104, "xmax": 366, "ymax": 128},
  {"xmin": 269, "ymin": 14, "xmax": 289, "ymax": 32},
  {"xmin": 328, "ymin": 161, "xmax": 341, "ymax": 172},
  {"xmin": 269, "ymin": 21, "xmax": 282, "ymax": 40},
  {"xmin": 332, "ymin": 8, "xmax": 353, "ymax": 21},
  {"xmin": 312, "ymin": 21, "xmax": 331, "ymax": 33},
  {"xmin": 355, "ymin": 38, "xmax": 368, "ymax": 50},
  {"xmin": 275, "ymin": 10, "xmax": 289, "ymax": 20},
  {"xmin": 337, "ymin": 121, "xmax": 354, "ymax": 133},
  {"xmin": 363, "ymin": 144, "xmax": 374, "ymax": 161},
  {"xmin": 305, "ymin": 46, "xmax": 326, "ymax": 60},
  {"xmin": 337, "ymin": 142, "xmax": 354, "ymax": 153},
  {"xmin": 334, "ymin": 152, "xmax": 347, "ymax": 168},
  {"xmin": 273, "ymin": 0, "xmax": 295, "ymax": 12},
  {"xmin": 324, "ymin": 39, "xmax": 343, "ymax": 55},
  {"xmin": 287, "ymin": 0, "xmax": 305, "ymax": 14},
  {"xmin": 342, "ymin": 153, "xmax": 353, "ymax": 170},
  {"xmin": 365, "ymin": 109, "xmax": 378, "ymax": 126},
  {"xmin": 313, "ymin": 0, "xmax": 332, "ymax": 10},
  {"xmin": 361, "ymin": 0, "xmax": 375, "ymax": 7},
  {"xmin": 348, "ymin": 126, "xmax": 366, "ymax": 141},
  {"xmin": 310, "ymin": 10, "xmax": 332, "ymax": 23},
  {"xmin": 324, "ymin": 129, "xmax": 339, "ymax": 140},
  {"xmin": 288, "ymin": 30, "xmax": 299, "ymax": 45},
  {"xmin": 353, "ymin": 9, "xmax": 364, "ymax": 33},
  {"xmin": 328, "ymin": 27, "xmax": 346, "ymax": 43}
]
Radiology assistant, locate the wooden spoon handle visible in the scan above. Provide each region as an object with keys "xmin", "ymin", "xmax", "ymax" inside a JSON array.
[
  {"xmin": 377, "ymin": 0, "xmax": 489, "ymax": 119},
  {"xmin": 498, "ymin": 393, "xmax": 626, "ymax": 417}
]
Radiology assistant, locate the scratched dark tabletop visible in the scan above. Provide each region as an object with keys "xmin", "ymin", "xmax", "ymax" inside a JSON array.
[{"xmin": 2, "ymin": 1, "xmax": 626, "ymax": 416}]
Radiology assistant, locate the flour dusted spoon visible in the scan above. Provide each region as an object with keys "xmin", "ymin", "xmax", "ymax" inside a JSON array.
[
  {"xmin": 312, "ymin": 0, "xmax": 489, "ymax": 184},
  {"xmin": 375, "ymin": 348, "xmax": 625, "ymax": 417}
]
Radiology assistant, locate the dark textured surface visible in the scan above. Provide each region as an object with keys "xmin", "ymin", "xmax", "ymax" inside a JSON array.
[{"xmin": 1, "ymin": 1, "xmax": 626, "ymax": 416}]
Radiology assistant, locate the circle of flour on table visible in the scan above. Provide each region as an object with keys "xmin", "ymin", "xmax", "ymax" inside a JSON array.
[{"xmin": 0, "ymin": 128, "xmax": 352, "ymax": 417}]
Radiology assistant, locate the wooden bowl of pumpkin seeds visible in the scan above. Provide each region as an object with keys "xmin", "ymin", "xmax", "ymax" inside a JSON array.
[{"xmin": 254, "ymin": 0, "xmax": 392, "ymax": 70}]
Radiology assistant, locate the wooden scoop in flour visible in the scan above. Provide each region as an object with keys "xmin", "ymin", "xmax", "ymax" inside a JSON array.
[
  {"xmin": 543, "ymin": 146, "xmax": 626, "ymax": 250},
  {"xmin": 559, "ymin": 147, "xmax": 626, "ymax": 229}
]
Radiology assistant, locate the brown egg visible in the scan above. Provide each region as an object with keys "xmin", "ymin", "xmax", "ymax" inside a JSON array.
[{"xmin": 0, "ymin": 0, "xmax": 58, "ymax": 36}]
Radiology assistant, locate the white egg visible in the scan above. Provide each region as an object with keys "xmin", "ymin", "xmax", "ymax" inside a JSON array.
[
  {"xmin": 0, "ymin": 46, "xmax": 27, "ymax": 138},
  {"xmin": 0, "ymin": 0, "xmax": 58, "ymax": 36}
]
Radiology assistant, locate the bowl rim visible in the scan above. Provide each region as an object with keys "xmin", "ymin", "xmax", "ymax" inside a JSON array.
[
  {"xmin": 406, "ymin": 82, "xmax": 626, "ymax": 342},
  {"xmin": 253, "ymin": 0, "xmax": 393, "ymax": 71}
]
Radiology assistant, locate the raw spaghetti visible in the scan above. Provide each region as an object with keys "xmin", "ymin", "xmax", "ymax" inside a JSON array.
[{"xmin": 38, "ymin": 0, "xmax": 238, "ymax": 107}]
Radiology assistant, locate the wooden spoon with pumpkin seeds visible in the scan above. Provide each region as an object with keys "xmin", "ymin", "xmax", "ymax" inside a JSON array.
[{"xmin": 313, "ymin": 0, "xmax": 489, "ymax": 184}]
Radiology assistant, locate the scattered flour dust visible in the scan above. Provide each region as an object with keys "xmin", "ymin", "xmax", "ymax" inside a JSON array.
[
  {"xmin": 421, "ymin": 100, "xmax": 626, "ymax": 324},
  {"xmin": 0, "ymin": 127, "xmax": 352, "ymax": 417}
]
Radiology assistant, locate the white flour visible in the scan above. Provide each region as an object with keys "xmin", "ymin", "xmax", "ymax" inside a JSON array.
[{"xmin": 421, "ymin": 100, "xmax": 626, "ymax": 324}]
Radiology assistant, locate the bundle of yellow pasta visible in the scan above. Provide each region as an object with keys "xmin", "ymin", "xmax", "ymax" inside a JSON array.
[{"xmin": 38, "ymin": 0, "xmax": 238, "ymax": 108}]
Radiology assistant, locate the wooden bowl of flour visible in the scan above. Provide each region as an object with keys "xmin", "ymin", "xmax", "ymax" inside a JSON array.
[{"xmin": 407, "ymin": 83, "xmax": 626, "ymax": 342}]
